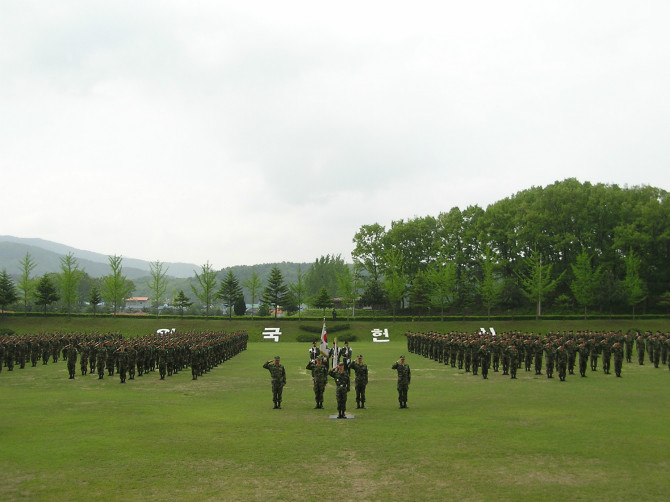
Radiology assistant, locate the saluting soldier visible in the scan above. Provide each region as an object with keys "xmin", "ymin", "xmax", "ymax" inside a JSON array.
[
  {"xmin": 263, "ymin": 356, "xmax": 287, "ymax": 409},
  {"xmin": 392, "ymin": 356, "xmax": 411, "ymax": 408},
  {"xmin": 117, "ymin": 346, "xmax": 128, "ymax": 383},
  {"xmin": 612, "ymin": 342, "xmax": 624, "ymax": 377},
  {"xmin": 508, "ymin": 344, "xmax": 519, "ymax": 379},
  {"xmin": 350, "ymin": 354, "xmax": 369, "ymax": 408},
  {"xmin": 544, "ymin": 342, "xmax": 555, "ymax": 378},
  {"xmin": 306, "ymin": 356, "xmax": 328, "ymax": 409},
  {"xmin": 601, "ymin": 339, "xmax": 612, "ymax": 374},
  {"xmin": 157, "ymin": 345, "xmax": 167, "ymax": 380},
  {"xmin": 624, "ymin": 331, "xmax": 634, "ymax": 363},
  {"xmin": 566, "ymin": 339, "xmax": 577, "ymax": 375},
  {"xmin": 80, "ymin": 342, "xmax": 89, "ymax": 376},
  {"xmin": 556, "ymin": 344, "xmax": 568, "ymax": 381},
  {"xmin": 65, "ymin": 344, "xmax": 78, "ymax": 379},
  {"xmin": 479, "ymin": 344, "xmax": 491, "ymax": 380},
  {"xmin": 636, "ymin": 334, "xmax": 645, "ymax": 365},
  {"xmin": 96, "ymin": 343, "xmax": 106, "ymax": 380},
  {"xmin": 329, "ymin": 361, "xmax": 350, "ymax": 418},
  {"xmin": 491, "ymin": 339, "xmax": 500, "ymax": 372},
  {"xmin": 577, "ymin": 342, "xmax": 589, "ymax": 377}
]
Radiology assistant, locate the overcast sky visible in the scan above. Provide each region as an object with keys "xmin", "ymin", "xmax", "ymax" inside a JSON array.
[{"xmin": 2, "ymin": 1, "xmax": 669, "ymax": 269}]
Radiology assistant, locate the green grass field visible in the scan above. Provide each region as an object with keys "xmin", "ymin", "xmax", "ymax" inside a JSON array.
[{"xmin": 1, "ymin": 318, "xmax": 669, "ymax": 501}]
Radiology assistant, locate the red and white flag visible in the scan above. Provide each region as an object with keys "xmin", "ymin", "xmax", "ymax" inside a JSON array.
[{"xmin": 319, "ymin": 320, "xmax": 329, "ymax": 358}]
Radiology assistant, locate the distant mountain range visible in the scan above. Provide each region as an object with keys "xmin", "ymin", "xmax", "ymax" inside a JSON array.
[{"xmin": 0, "ymin": 235, "xmax": 200, "ymax": 279}]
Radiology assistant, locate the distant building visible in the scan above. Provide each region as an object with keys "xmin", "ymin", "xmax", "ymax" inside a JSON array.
[{"xmin": 125, "ymin": 297, "xmax": 150, "ymax": 311}]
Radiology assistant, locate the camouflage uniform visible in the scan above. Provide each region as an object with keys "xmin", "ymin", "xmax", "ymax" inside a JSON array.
[
  {"xmin": 392, "ymin": 357, "xmax": 411, "ymax": 408},
  {"xmin": 612, "ymin": 342, "xmax": 624, "ymax": 377},
  {"xmin": 329, "ymin": 364, "xmax": 350, "ymax": 418},
  {"xmin": 306, "ymin": 358, "xmax": 328, "ymax": 409},
  {"xmin": 263, "ymin": 357, "xmax": 287, "ymax": 409},
  {"xmin": 350, "ymin": 356, "xmax": 369, "ymax": 408}
]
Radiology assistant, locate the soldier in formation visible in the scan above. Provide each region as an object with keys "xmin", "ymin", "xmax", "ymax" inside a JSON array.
[
  {"xmin": 404, "ymin": 328, "xmax": 670, "ymax": 383},
  {"xmin": 0, "ymin": 330, "xmax": 248, "ymax": 384},
  {"xmin": 306, "ymin": 356, "xmax": 328, "ymax": 409},
  {"xmin": 350, "ymin": 354, "xmax": 369, "ymax": 408},
  {"xmin": 65, "ymin": 344, "xmax": 77, "ymax": 379}
]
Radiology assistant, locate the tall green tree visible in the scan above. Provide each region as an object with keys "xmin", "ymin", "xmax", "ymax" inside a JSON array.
[
  {"xmin": 336, "ymin": 264, "xmax": 358, "ymax": 320},
  {"xmin": 17, "ymin": 252, "xmax": 37, "ymax": 313},
  {"xmin": 191, "ymin": 261, "xmax": 218, "ymax": 317},
  {"xmin": 88, "ymin": 285, "xmax": 102, "ymax": 316},
  {"xmin": 305, "ymin": 255, "xmax": 348, "ymax": 297},
  {"xmin": 217, "ymin": 270, "xmax": 243, "ymax": 320},
  {"xmin": 233, "ymin": 295, "xmax": 247, "ymax": 316},
  {"xmin": 478, "ymin": 250, "xmax": 502, "ymax": 321},
  {"xmin": 243, "ymin": 269, "xmax": 263, "ymax": 319},
  {"xmin": 263, "ymin": 266, "xmax": 289, "ymax": 319},
  {"xmin": 289, "ymin": 265, "xmax": 307, "ymax": 320},
  {"xmin": 360, "ymin": 279, "xmax": 387, "ymax": 318},
  {"xmin": 518, "ymin": 251, "xmax": 563, "ymax": 319},
  {"xmin": 382, "ymin": 216, "xmax": 439, "ymax": 280},
  {"xmin": 409, "ymin": 269, "xmax": 431, "ymax": 319},
  {"xmin": 34, "ymin": 273, "xmax": 59, "ymax": 315},
  {"xmin": 570, "ymin": 250, "xmax": 603, "ymax": 319},
  {"xmin": 382, "ymin": 248, "xmax": 406, "ymax": 321},
  {"xmin": 622, "ymin": 248, "xmax": 647, "ymax": 319},
  {"xmin": 352, "ymin": 223, "xmax": 386, "ymax": 281},
  {"xmin": 598, "ymin": 269, "xmax": 624, "ymax": 319},
  {"xmin": 428, "ymin": 262, "xmax": 457, "ymax": 321},
  {"xmin": 173, "ymin": 290, "xmax": 193, "ymax": 319},
  {"xmin": 101, "ymin": 255, "xmax": 134, "ymax": 315},
  {"xmin": 312, "ymin": 286, "xmax": 333, "ymax": 316},
  {"xmin": 58, "ymin": 252, "xmax": 84, "ymax": 316},
  {"xmin": 0, "ymin": 269, "xmax": 18, "ymax": 315},
  {"xmin": 148, "ymin": 260, "xmax": 169, "ymax": 318}
]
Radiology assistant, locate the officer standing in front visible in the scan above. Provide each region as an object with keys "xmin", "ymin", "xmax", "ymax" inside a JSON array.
[{"xmin": 263, "ymin": 356, "xmax": 287, "ymax": 409}]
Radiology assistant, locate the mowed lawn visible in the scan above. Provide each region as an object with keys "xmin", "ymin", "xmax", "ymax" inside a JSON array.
[{"xmin": 1, "ymin": 338, "xmax": 669, "ymax": 501}]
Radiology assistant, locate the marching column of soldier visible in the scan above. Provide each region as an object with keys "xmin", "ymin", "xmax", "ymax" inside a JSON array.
[
  {"xmin": 0, "ymin": 330, "xmax": 248, "ymax": 383},
  {"xmin": 405, "ymin": 329, "xmax": 670, "ymax": 380}
]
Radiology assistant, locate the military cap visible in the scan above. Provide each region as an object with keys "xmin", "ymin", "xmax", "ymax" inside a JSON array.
[{"xmin": 274, "ymin": 355, "xmax": 280, "ymax": 360}]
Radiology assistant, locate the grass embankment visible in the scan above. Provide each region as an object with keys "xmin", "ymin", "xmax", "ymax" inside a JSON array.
[{"xmin": 3, "ymin": 315, "xmax": 670, "ymax": 340}]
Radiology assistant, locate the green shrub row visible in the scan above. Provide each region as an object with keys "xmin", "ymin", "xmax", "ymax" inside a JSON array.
[
  {"xmin": 297, "ymin": 323, "xmax": 351, "ymax": 334},
  {"xmin": 296, "ymin": 333, "xmax": 358, "ymax": 343}
]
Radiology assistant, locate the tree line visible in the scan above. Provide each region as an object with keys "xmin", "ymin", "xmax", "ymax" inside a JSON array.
[
  {"xmin": 2, "ymin": 179, "xmax": 669, "ymax": 319},
  {"xmin": 0, "ymin": 251, "xmax": 348, "ymax": 318},
  {"xmin": 351, "ymin": 178, "xmax": 670, "ymax": 319}
]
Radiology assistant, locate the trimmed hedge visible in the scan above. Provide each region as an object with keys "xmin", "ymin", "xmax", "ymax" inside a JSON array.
[
  {"xmin": 298, "ymin": 323, "xmax": 351, "ymax": 334},
  {"xmin": 296, "ymin": 333, "xmax": 358, "ymax": 343}
]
